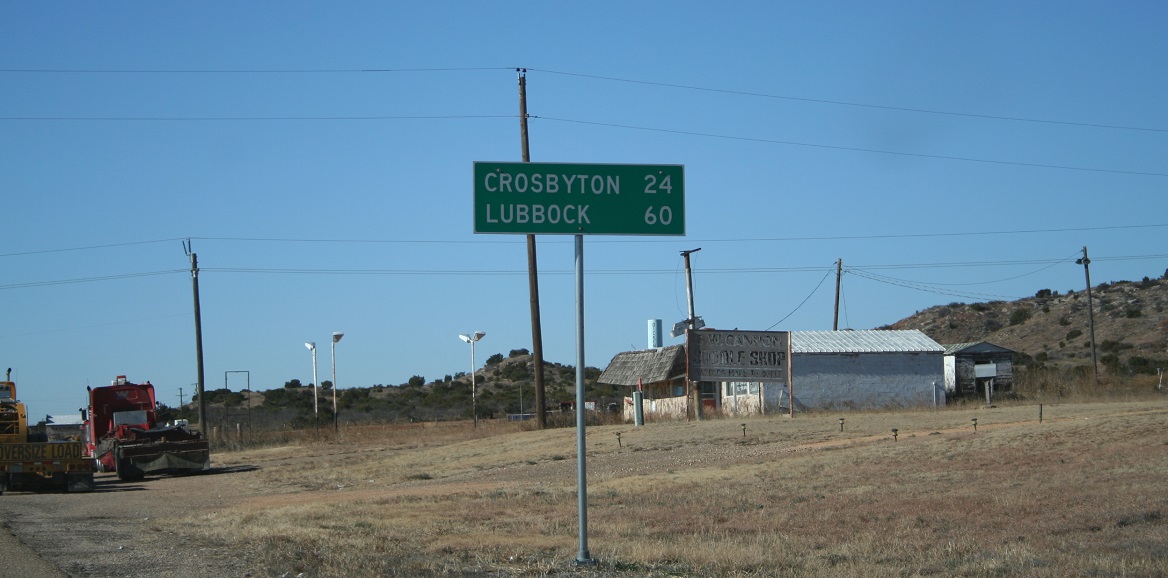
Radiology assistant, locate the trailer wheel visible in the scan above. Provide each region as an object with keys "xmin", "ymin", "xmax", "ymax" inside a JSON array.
[{"xmin": 114, "ymin": 448, "xmax": 145, "ymax": 481}]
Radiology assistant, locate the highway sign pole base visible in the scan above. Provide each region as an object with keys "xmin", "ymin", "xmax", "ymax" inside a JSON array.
[{"xmin": 573, "ymin": 556, "xmax": 597, "ymax": 567}]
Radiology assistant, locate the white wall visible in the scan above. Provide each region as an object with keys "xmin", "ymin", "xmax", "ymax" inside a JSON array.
[
  {"xmin": 944, "ymin": 355, "xmax": 957, "ymax": 393},
  {"xmin": 792, "ymin": 352, "xmax": 943, "ymax": 410}
]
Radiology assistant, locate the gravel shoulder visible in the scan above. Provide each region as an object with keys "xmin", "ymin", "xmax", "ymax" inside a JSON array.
[{"xmin": 0, "ymin": 467, "xmax": 265, "ymax": 578}]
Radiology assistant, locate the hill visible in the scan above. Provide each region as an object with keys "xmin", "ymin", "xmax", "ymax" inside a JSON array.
[
  {"xmin": 196, "ymin": 349, "xmax": 617, "ymax": 428},
  {"xmin": 194, "ymin": 274, "xmax": 1168, "ymax": 427},
  {"xmin": 882, "ymin": 274, "xmax": 1168, "ymax": 378}
]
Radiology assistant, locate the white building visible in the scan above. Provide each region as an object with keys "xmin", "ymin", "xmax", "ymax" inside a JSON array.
[{"xmin": 788, "ymin": 330, "xmax": 945, "ymax": 410}]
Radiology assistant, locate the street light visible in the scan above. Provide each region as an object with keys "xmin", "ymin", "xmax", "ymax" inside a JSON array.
[
  {"xmin": 305, "ymin": 342, "xmax": 319, "ymax": 422},
  {"xmin": 459, "ymin": 331, "xmax": 486, "ymax": 428},
  {"xmin": 331, "ymin": 332, "xmax": 343, "ymax": 432}
]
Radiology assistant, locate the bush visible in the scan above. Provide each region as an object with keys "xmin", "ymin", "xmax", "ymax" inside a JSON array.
[
  {"xmin": 1009, "ymin": 309, "xmax": 1031, "ymax": 326},
  {"xmin": 486, "ymin": 353, "xmax": 505, "ymax": 366},
  {"xmin": 1066, "ymin": 329, "xmax": 1083, "ymax": 340}
]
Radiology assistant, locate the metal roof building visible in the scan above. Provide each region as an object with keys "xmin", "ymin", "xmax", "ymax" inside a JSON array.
[
  {"xmin": 794, "ymin": 329, "xmax": 945, "ymax": 353},
  {"xmin": 790, "ymin": 329, "xmax": 945, "ymax": 410}
]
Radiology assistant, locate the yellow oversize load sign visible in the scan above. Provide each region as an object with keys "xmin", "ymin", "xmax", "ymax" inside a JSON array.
[{"xmin": 0, "ymin": 443, "xmax": 84, "ymax": 462}]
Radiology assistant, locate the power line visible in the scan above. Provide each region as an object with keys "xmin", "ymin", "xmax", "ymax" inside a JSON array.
[
  {"xmin": 527, "ymin": 68, "xmax": 1168, "ymax": 134},
  {"xmin": 1, "ymin": 114, "xmax": 512, "ymax": 122},
  {"xmin": 0, "ymin": 67, "xmax": 514, "ymax": 74},
  {"xmin": 4, "ymin": 252, "xmax": 1163, "ymax": 290},
  {"xmin": 847, "ymin": 269, "xmax": 1022, "ymax": 301},
  {"xmin": 5, "ymin": 225, "xmax": 1163, "ymax": 259},
  {"xmin": 7, "ymin": 66, "xmax": 1161, "ymax": 133},
  {"xmin": 845, "ymin": 251, "xmax": 1080, "ymax": 286},
  {"xmin": 765, "ymin": 267, "xmax": 835, "ymax": 330},
  {"xmin": 536, "ymin": 116, "xmax": 1168, "ymax": 178},
  {"xmin": 0, "ymin": 238, "xmax": 183, "ymax": 258},
  {"xmin": 5, "ymin": 107, "xmax": 1159, "ymax": 176},
  {"xmin": 0, "ymin": 270, "xmax": 186, "ymax": 290},
  {"xmin": 189, "ymin": 222, "xmax": 1168, "ymax": 246}
]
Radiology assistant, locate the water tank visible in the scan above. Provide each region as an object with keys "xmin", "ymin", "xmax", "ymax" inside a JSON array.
[{"xmin": 648, "ymin": 319, "xmax": 663, "ymax": 349}]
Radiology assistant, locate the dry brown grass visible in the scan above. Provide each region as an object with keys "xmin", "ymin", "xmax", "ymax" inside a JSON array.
[{"xmin": 187, "ymin": 397, "xmax": 1168, "ymax": 577}]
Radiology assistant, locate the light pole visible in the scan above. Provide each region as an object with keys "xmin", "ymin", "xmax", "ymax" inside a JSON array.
[
  {"xmin": 459, "ymin": 331, "xmax": 486, "ymax": 428},
  {"xmin": 305, "ymin": 342, "xmax": 319, "ymax": 423},
  {"xmin": 331, "ymin": 332, "xmax": 343, "ymax": 432}
]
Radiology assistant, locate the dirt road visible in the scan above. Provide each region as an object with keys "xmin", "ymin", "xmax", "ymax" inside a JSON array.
[{"xmin": 0, "ymin": 467, "xmax": 263, "ymax": 578}]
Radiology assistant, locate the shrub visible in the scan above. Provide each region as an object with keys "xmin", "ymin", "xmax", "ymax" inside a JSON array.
[
  {"xmin": 1009, "ymin": 308, "xmax": 1031, "ymax": 326},
  {"xmin": 1058, "ymin": 316, "xmax": 1071, "ymax": 326},
  {"xmin": 1066, "ymin": 329, "xmax": 1083, "ymax": 340},
  {"xmin": 501, "ymin": 361, "xmax": 529, "ymax": 381},
  {"xmin": 486, "ymin": 353, "xmax": 505, "ymax": 366}
]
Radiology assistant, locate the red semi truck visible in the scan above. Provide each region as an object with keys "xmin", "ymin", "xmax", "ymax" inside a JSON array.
[{"xmin": 84, "ymin": 376, "xmax": 210, "ymax": 480}]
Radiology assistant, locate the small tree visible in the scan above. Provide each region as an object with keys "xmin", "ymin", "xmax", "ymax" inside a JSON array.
[{"xmin": 284, "ymin": 379, "xmax": 303, "ymax": 389}]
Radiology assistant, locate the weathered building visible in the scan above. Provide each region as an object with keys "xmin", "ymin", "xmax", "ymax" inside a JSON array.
[
  {"xmin": 943, "ymin": 341, "xmax": 1015, "ymax": 398},
  {"xmin": 600, "ymin": 330, "xmax": 947, "ymax": 420},
  {"xmin": 597, "ymin": 344, "xmax": 688, "ymax": 421},
  {"xmin": 790, "ymin": 330, "xmax": 945, "ymax": 410}
]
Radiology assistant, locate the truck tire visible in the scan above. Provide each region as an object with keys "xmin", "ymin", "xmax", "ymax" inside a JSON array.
[{"xmin": 113, "ymin": 447, "xmax": 145, "ymax": 481}]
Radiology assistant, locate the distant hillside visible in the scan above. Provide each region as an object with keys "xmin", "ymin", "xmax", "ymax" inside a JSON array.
[
  {"xmin": 197, "ymin": 349, "xmax": 615, "ymax": 428},
  {"xmin": 882, "ymin": 274, "xmax": 1168, "ymax": 377}
]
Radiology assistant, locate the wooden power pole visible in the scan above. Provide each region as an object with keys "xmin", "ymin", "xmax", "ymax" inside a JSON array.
[
  {"xmin": 1076, "ymin": 246, "xmax": 1100, "ymax": 383},
  {"xmin": 518, "ymin": 69, "xmax": 547, "ymax": 428},
  {"xmin": 184, "ymin": 240, "xmax": 207, "ymax": 432},
  {"xmin": 833, "ymin": 258, "xmax": 842, "ymax": 330}
]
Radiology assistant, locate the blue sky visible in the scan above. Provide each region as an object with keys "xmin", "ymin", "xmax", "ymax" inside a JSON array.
[{"xmin": 3, "ymin": 2, "xmax": 1166, "ymax": 417}]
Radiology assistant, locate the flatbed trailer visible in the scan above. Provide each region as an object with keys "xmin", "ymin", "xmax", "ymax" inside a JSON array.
[
  {"xmin": 1, "ymin": 369, "xmax": 95, "ymax": 494},
  {"xmin": 0, "ymin": 441, "xmax": 95, "ymax": 494}
]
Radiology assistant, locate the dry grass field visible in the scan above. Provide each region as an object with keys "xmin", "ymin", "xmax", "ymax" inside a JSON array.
[{"xmin": 192, "ymin": 397, "xmax": 1168, "ymax": 577}]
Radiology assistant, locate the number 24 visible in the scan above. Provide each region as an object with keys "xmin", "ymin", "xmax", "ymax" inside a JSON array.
[{"xmin": 644, "ymin": 174, "xmax": 673, "ymax": 194}]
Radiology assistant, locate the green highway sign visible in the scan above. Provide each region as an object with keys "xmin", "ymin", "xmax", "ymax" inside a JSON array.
[{"xmin": 473, "ymin": 162, "xmax": 685, "ymax": 235}]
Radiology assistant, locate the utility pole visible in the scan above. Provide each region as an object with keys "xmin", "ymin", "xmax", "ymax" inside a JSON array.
[
  {"xmin": 1076, "ymin": 246, "xmax": 1099, "ymax": 383},
  {"xmin": 681, "ymin": 248, "xmax": 701, "ymax": 421},
  {"xmin": 833, "ymin": 258, "xmax": 843, "ymax": 330},
  {"xmin": 518, "ymin": 68, "xmax": 547, "ymax": 429},
  {"xmin": 681, "ymin": 248, "xmax": 701, "ymax": 329},
  {"xmin": 184, "ymin": 240, "xmax": 207, "ymax": 433},
  {"xmin": 178, "ymin": 387, "xmax": 186, "ymax": 421}
]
